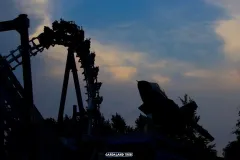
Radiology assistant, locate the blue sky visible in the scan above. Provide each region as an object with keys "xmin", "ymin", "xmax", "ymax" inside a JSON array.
[
  {"xmin": 1, "ymin": 0, "xmax": 240, "ymax": 156},
  {"xmin": 61, "ymin": 0, "xmax": 225, "ymax": 65}
]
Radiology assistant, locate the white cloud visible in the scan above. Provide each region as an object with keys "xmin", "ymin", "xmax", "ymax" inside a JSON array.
[
  {"xmin": 13, "ymin": 0, "xmax": 50, "ymax": 18},
  {"xmin": 215, "ymin": 19, "xmax": 240, "ymax": 61},
  {"xmin": 13, "ymin": 0, "xmax": 52, "ymax": 38},
  {"xmin": 205, "ymin": 0, "xmax": 240, "ymax": 61}
]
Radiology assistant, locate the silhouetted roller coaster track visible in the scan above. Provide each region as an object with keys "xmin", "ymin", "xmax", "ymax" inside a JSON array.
[
  {"xmin": 3, "ymin": 18, "xmax": 103, "ymax": 114},
  {"xmin": 0, "ymin": 14, "xmax": 103, "ymax": 160}
]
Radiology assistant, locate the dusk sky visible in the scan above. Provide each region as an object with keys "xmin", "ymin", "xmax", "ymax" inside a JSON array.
[{"xmin": 1, "ymin": 0, "xmax": 240, "ymax": 156}]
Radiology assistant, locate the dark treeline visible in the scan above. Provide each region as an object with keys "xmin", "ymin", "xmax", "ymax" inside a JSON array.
[
  {"xmin": 42, "ymin": 94, "xmax": 240, "ymax": 160},
  {"xmin": 44, "ymin": 94, "xmax": 221, "ymax": 159}
]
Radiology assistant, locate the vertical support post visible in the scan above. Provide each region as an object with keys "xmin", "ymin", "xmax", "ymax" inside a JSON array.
[
  {"xmin": 0, "ymin": 81, "xmax": 5, "ymax": 160},
  {"xmin": 72, "ymin": 105, "xmax": 77, "ymax": 137},
  {"xmin": 69, "ymin": 50, "xmax": 85, "ymax": 115},
  {"xmin": 72, "ymin": 105, "xmax": 77, "ymax": 121},
  {"xmin": 16, "ymin": 14, "xmax": 33, "ymax": 123},
  {"xmin": 0, "ymin": 57, "xmax": 5, "ymax": 160},
  {"xmin": 88, "ymin": 115, "xmax": 92, "ymax": 135},
  {"xmin": 58, "ymin": 52, "xmax": 71, "ymax": 124},
  {"xmin": 15, "ymin": 14, "xmax": 35, "ymax": 160},
  {"xmin": 58, "ymin": 49, "xmax": 86, "ymax": 132},
  {"xmin": 87, "ymin": 99, "xmax": 93, "ymax": 135}
]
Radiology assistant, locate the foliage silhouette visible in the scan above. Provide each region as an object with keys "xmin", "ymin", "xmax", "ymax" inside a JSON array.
[
  {"xmin": 233, "ymin": 110, "xmax": 240, "ymax": 140},
  {"xmin": 92, "ymin": 113, "xmax": 113, "ymax": 136},
  {"xmin": 111, "ymin": 113, "xmax": 127, "ymax": 134},
  {"xmin": 179, "ymin": 94, "xmax": 217, "ymax": 157},
  {"xmin": 135, "ymin": 114, "xmax": 148, "ymax": 132},
  {"xmin": 43, "ymin": 94, "xmax": 217, "ymax": 159},
  {"xmin": 223, "ymin": 110, "xmax": 240, "ymax": 159}
]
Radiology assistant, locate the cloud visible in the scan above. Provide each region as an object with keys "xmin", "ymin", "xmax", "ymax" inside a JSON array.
[
  {"xmin": 183, "ymin": 67, "xmax": 240, "ymax": 91},
  {"xmin": 205, "ymin": 0, "xmax": 240, "ymax": 61},
  {"xmin": 13, "ymin": 0, "xmax": 49, "ymax": 18},
  {"xmin": 13, "ymin": 0, "xmax": 52, "ymax": 37},
  {"xmin": 107, "ymin": 66, "xmax": 137, "ymax": 81},
  {"xmin": 39, "ymin": 36, "xmax": 174, "ymax": 85},
  {"xmin": 205, "ymin": 0, "xmax": 240, "ymax": 17},
  {"xmin": 215, "ymin": 19, "xmax": 240, "ymax": 61},
  {"xmin": 10, "ymin": 0, "xmax": 163, "ymax": 85},
  {"xmin": 184, "ymin": 69, "xmax": 214, "ymax": 78},
  {"xmin": 43, "ymin": 40, "xmax": 172, "ymax": 84},
  {"xmin": 152, "ymin": 74, "xmax": 171, "ymax": 84}
]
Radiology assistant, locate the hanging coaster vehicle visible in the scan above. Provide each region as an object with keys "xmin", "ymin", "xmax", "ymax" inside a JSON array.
[{"xmin": 0, "ymin": 14, "xmax": 102, "ymax": 160}]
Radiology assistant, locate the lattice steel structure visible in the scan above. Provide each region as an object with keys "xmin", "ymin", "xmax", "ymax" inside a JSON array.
[{"xmin": 0, "ymin": 15, "xmax": 103, "ymax": 160}]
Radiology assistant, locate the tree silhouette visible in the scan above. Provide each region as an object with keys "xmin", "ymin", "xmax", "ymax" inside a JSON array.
[
  {"xmin": 223, "ymin": 110, "xmax": 240, "ymax": 159},
  {"xmin": 179, "ymin": 94, "xmax": 217, "ymax": 157},
  {"xmin": 126, "ymin": 126, "xmax": 134, "ymax": 133},
  {"xmin": 135, "ymin": 114, "xmax": 148, "ymax": 132},
  {"xmin": 233, "ymin": 110, "xmax": 240, "ymax": 140},
  {"xmin": 44, "ymin": 117, "xmax": 57, "ymax": 127},
  {"xmin": 44, "ymin": 112, "xmax": 135, "ymax": 136},
  {"xmin": 93, "ymin": 113, "xmax": 113, "ymax": 136},
  {"xmin": 44, "ymin": 117, "xmax": 58, "ymax": 133},
  {"xmin": 111, "ymin": 113, "xmax": 127, "ymax": 134},
  {"xmin": 41, "ymin": 94, "xmax": 218, "ymax": 159},
  {"xmin": 223, "ymin": 141, "xmax": 240, "ymax": 160}
]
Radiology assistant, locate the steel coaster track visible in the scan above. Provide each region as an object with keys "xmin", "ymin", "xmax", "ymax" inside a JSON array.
[{"xmin": 0, "ymin": 17, "xmax": 103, "ymax": 159}]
